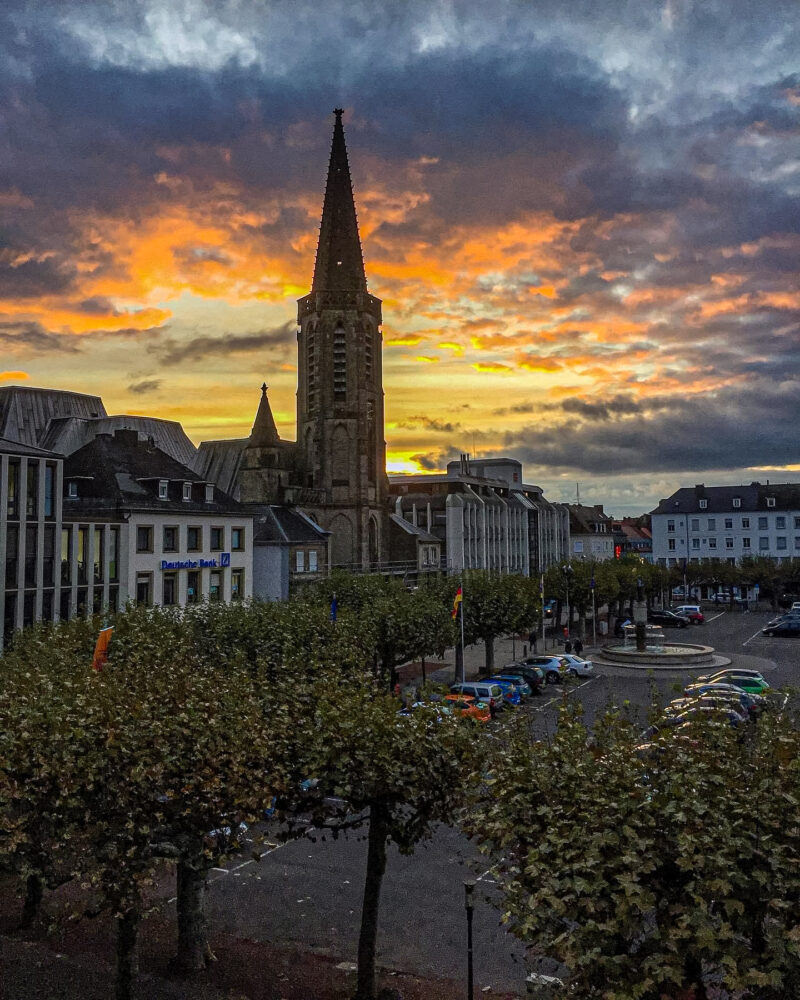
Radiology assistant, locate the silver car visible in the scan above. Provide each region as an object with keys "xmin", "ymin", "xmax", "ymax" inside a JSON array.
[{"xmin": 560, "ymin": 654, "xmax": 593, "ymax": 677}]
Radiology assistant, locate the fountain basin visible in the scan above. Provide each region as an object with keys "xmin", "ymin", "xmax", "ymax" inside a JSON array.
[{"xmin": 593, "ymin": 642, "xmax": 731, "ymax": 671}]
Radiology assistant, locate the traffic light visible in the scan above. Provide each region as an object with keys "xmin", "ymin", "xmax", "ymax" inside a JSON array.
[{"xmin": 614, "ymin": 545, "xmax": 622, "ymax": 559}]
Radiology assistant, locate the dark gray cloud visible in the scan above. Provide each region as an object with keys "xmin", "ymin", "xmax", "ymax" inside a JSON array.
[
  {"xmin": 127, "ymin": 378, "xmax": 162, "ymax": 394},
  {"xmin": 156, "ymin": 323, "xmax": 295, "ymax": 364},
  {"xmin": 0, "ymin": 320, "xmax": 84, "ymax": 354}
]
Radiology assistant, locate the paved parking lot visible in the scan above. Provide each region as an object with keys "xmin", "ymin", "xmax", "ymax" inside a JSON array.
[{"xmin": 161, "ymin": 609, "xmax": 797, "ymax": 995}]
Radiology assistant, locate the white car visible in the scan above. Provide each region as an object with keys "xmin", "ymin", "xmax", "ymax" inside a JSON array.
[{"xmin": 561, "ymin": 654, "xmax": 593, "ymax": 677}]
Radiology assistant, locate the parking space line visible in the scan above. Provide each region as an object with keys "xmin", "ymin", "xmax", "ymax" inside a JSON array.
[{"xmin": 742, "ymin": 628, "xmax": 766, "ymax": 647}]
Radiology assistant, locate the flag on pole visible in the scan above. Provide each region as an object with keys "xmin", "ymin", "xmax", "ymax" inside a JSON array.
[
  {"xmin": 451, "ymin": 586, "xmax": 463, "ymax": 619},
  {"xmin": 330, "ymin": 594, "xmax": 338, "ymax": 622},
  {"xmin": 91, "ymin": 626, "xmax": 114, "ymax": 672}
]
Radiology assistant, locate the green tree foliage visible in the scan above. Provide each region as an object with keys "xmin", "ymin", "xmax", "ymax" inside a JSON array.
[
  {"xmin": 466, "ymin": 704, "xmax": 800, "ymax": 999},
  {"xmin": 305, "ymin": 679, "xmax": 482, "ymax": 1000}
]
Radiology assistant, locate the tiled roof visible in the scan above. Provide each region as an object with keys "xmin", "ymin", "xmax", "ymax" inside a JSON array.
[
  {"xmin": 651, "ymin": 482, "xmax": 800, "ymax": 515},
  {"xmin": 250, "ymin": 505, "xmax": 329, "ymax": 544}
]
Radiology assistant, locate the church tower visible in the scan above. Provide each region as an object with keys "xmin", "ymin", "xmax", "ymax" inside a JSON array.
[{"xmin": 296, "ymin": 109, "xmax": 388, "ymax": 568}]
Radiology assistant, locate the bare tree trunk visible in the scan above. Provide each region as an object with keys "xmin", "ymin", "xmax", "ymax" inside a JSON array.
[
  {"xmin": 114, "ymin": 905, "xmax": 139, "ymax": 1000},
  {"xmin": 19, "ymin": 872, "xmax": 44, "ymax": 930},
  {"xmin": 483, "ymin": 636, "xmax": 495, "ymax": 676},
  {"xmin": 174, "ymin": 853, "xmax": 215, "ymax": 971},
  {"xmin": 355, "ymin": 801, "xmax": 390, "ymax": 1000}
]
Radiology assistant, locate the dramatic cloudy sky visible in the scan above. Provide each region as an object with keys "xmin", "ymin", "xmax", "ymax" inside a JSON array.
[{"xmin": 1, "ymin": 1, "xmax": 798, "ymax": 514}]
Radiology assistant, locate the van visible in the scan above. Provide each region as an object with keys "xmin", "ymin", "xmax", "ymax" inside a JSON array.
[{"xmin": 450, "ymin": 682, "xmax": 505, "ymax": 712}]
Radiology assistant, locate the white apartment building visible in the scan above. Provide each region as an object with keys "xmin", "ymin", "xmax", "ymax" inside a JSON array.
[{"xmin": 651, "ymin": 482, "xmax": 800, "ymax": 567}]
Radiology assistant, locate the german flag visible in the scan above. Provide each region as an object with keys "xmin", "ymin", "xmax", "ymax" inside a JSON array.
[
  {"xmin": 91, "ymin": 626, "xmax": 114, "ymax": 672},
  {"xmin": 451, "ymin": 586, "xmax": 463, "ymax": 619}
]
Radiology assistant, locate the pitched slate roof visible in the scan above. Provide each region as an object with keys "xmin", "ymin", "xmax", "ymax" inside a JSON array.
[
  {"xmin": 63, "ymin": 430, "xmax": 243, "ymax": 514},
  {"xmin": 0, "ymin": 385, "xmax": 105, "ymax": 448},
  {"xmin": 250, "ymin": 505, "xmax": 329, "ymax": 545},
  {"xmin": 651, "ymin": 482, "xmax": 800, "ymax": 515},
  {"xmin": 0, "ymin": 435, "xmax": 62, "ymax": 458}
]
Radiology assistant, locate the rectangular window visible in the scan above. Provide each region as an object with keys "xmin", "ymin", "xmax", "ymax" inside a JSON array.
[
  {"xmin": 26, "ymin": 463, "xmax": 38, "ymax": 518},
  {"xmin": 776, "ymin": 516, "xmax": 786, "ymax": 529},
  {"xmin": 759, "ymin": 537, "xmax": 769, "ymax": 550},
  {"xmin": 692, "ymin": 538, "xmax": 700, "ymax": 549},
  {"xmin": 94, "ymin": 526, "xmax": 104, "ymax": 583},
  {"xmin": 733, "ymin": 498, "xmax": 741, "ymax": 508},
  {"xmin": 41, "ymin": 590, "xmax": 53, "ymax": 623},
  {"xmin": 186, "ymin": 569, "xmax": 200, "ymax": 604},
  {"xmin": 767, "ymin": 497, "xmax": 776, "ymax": 507},
  {"xmin": 7, "ymin": 460, "xmax": 19, "ymax": 518},
  {"xmin": 795, "ymin": 537, "xmax": 800, "ymax": 550},
  {"xmin": 44, "ymin": 464, "xmax": 55, "ymax": 517},
  {"xmin": 742, "ymin": 537, "xmax": 750, "ymax": 549},
  {"xmin": 210, "ymin": 526, "xmax": 223, "ymax": 550},
  {"xmin": 231, "ymin": 569, "xmax": 244, "ymax": 600},
  {"xmin": 691, "ymin": 518, "xmax": 699, "ymax": 531},
  {"xmin": 209, "ymin": 571, "xmax": 221, "ymax": 602},
  {"xmin": 158, "ymin": 480, "xmax": 169, "ymax": 500},
  {"xmin": 724, "ymin": 518, "xmax": 733, "ymax": 529},
  {"xmin": 25, "ymin": 525, "xmax": 38, "ymax": 587},
  {"xmin": 5, "ymin": 525, "xmax": 19, "ymax": 588},
  {"xmin": 92, "ymin": 587, "xmax": 102, "ymax": 615},
  {"xmin": 67, "ymin": 481, "xmax": 78, "ymax": 498},
  {"xmin": 187, "ymin": 526, "xmax": 202, "ymax": 551},
  {"xmin": 699, "ymin": 499, "xmax": 707, "ymax": 509},
  {"xmin": 758, "ymin": 516, "xmax": 768, "ymax": 530},
  {"xmin": 61, "ymin": 526, "xmax": 72, "ymax": 585},
  {"xmin": 23, "ymin": 591, "xmax": 35, "ymax": 627},
  {"xmin": 43, "ymin": 525, "xmax": 55, "ymax": 587},
  {"xmin": 742, "ymin": 518, "xmax": 750, "ymax": 529},
  {"xmin": 296, "ymin": 550, "xmax": 305, "ymax": 572},
  {"xmin": 573, "ymin": 540, "xmax": 584, "ymax": 552},
  {"xmin": 725, "ymin": 537, "xmax": 734, "ymax": 549},
  {"xmin": 231, "ymin": 527, "xmax": 244, "ymax": 551},
  {"xmin": 136, "ymin": 525, "xmax": 153, "ymax": 552},
  {"xmin": 668, "ymin": 538, "xmax": 676, "ymax": 551},
  {"xmin": 777, "ymin": 536, "xmax": 787, "ymax": 550},
  {"xmin": 707, "ymin": 518, "xmax": 716, "ymax": 530},
  {"xmin": 59, "ymin": 587, "xmax": 71, "ymax": 622},
  {"xmin": 108, "ymin": 587, "xmax": 119, "ymax": 613},
  {"xmin": 162, "ymin": 572, "xmax": 177, "ymax": 606},
  {"xmin": 183, "ymin": 482, "xmax": 192, "ymax": 501},
  {"xmin": 136, "ymin": 573, "xmax": 152, "ymax": 606},
  {"xmin": 709, "ymin": 537, "xmax": 717, "ymax": 549},
  {"xmin": 109, "ymin": 526, "xmax": 119, "ymax": 583},
  {"xmin": 309, "ymin": 550, "xmax": 318, "ymax": 572},
  {"xmin": 667, "ymin": 520, "xmax": 675, "ymax": 532},
  {"xmin": 77, "ymin": 526, "xmax": 87, "ymax": 584},
  {"xmin": 205, "ymin": 484, "xmax": 214, "ymax": 503},
  {"xmin": 163, "ymin": 525, "xmax": 178, "ymax": 552}
]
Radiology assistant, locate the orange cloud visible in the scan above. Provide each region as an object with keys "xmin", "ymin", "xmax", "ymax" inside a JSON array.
[
  {"xmin": 0, "ymin": 371, "xmax": 29, "ymax": 381},
  {"xmin": 415, "ymin": 355, "xmax": 440, "ymax": 363},
  {"xmin": 472, "ymin": 362, "xmax": 513, "ymax": 374},
  {"xmin": 386, "ymin": 335, "xmax": 423, "ymax": 346}
]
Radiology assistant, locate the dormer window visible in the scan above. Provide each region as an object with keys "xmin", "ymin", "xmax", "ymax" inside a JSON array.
[
  {"xmin": 158, "ymin": 480, "xmax": 169, "ymax": 500},
  {"xmin": 205, "ymin": 484, "xmax": 214, "ymax": 503},
  {"xmin": 699, "ymin": 499, "xmax": 708, "ymax": 509},
  {"xmin": 67, "ymin": 481, "xmax": 78, "ymax": 499},
  {"xmin": 767, "ymin": 496, "xmax": 776, "ymax": 508},
  {"xmin": 732, "ymin": 497, "xmax": 741, "ymax": 508},
  {"xmin": 183, "ymin": 482, "xmax": 192, "ymax": 501}
]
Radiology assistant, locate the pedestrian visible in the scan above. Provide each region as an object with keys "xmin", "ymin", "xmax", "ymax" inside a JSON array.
[
  {"xmin": 573, "ymin": 638, "xmax": 584, "ymax": 657},
  {"xmin": 564, "ymin": 638, "xmax": 572, "ymax": 654},
  {"xmin": 528, "ymin": 630, "xmax": 538, "ymax": 654}
]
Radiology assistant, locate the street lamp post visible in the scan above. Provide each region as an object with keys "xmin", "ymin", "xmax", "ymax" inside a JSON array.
[
  {"xmin": 464, "ymin": 880, "xmax": 476, "ymax": 999},
  {"xmin": 563, "ymin": 564, "xmax": 573, "ymax": 639}
]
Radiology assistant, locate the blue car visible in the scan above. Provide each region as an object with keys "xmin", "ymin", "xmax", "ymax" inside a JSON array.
[
  {"xmin": 491, "ymin": 674, "xmax": 533, "ymax": 698},
  {"xmin": 486, "ymin": 676, "xmax": 523, "ymax": 707}
]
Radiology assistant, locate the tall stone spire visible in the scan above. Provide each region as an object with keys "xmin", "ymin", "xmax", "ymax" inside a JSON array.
[
  {"xmin": 311, "ymin": 109, "xmax": 367, "ymax": 293},
  {"xmin": 249, "ymin": 382, "xmax": 279, "ymax": 446}
]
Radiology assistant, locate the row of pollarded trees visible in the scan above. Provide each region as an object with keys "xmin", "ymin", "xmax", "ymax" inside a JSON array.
[
  {"xmin": 2, "ymin": 572, "xmax": 537, "ymax": 1000},
  {"xmin": 673, "ymin": 555, "xmax": 800, "ymax": 608},
  {"xmin": 465, "ymin": 699, "xmax": 800, "ymax": 1000}
]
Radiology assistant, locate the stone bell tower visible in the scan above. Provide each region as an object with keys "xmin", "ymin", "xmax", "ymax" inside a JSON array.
[{"xmin": 295, "ymin": 109, "xmax": 388, "ymax": 569}]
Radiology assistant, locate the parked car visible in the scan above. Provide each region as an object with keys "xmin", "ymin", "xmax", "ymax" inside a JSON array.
[
  {"xmin": 672, "ymin": 605, "xmax": 705, "ymax": 624},
  {"xmin": 683, "ymin": 682, "xmax": 767, "ymax": 717},
  {"xmin": 666, "ymin": 697, "xmax": 749, "ymax": 724},
  {"xmin": 543, "ymin": 599, "xmax": 558, "ymax": 620},
  {"xmin": 711, "ymin": 592, "xmax": 732, "ymax": 603},
  {"xmin": 523, "ymin": 654, "xmax": 569, "ymax": 684},
  {"xmin": 777, "ymin": 593, "xmax": 800, "ymax": 609},
  {"xmin": 443, "ymin": 694, "xmax": 491, "ymax": 723},
  {"xmin": 696, "ymin": 669, "xmax": 770, "ymax": 694},
  {"xmin": 491, "ymin": 674, "xmax": 533, "ymax": 698},
  {"xmin": 450, "ymin": 682, "xmax": 506, "ymax": 712},
  {"xmin": 499, "ymin": 662, "xmax": 544, "ymax": 693},
  {"xmin": 485, "ymin": 677, "xmax": 523, "ymax": 707},
  {"xmin": 765, "ymin": 610, "xmax": 800, "ymax": 628},
  {"xmin": 648, "ymin": 610, "xmax": 691, "ymax": 629},
  {"xmin": 762, "ymin": 619, "xmax": 800, "ymax": 637},
  {"xmin": 560, "ymin": 654, "xmax": 594, "ymax": 677}
]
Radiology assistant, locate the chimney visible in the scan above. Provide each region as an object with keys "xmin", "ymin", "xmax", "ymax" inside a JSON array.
[{"xmin": 113, "ymin": 428, "xmax": 139, "ymax": 448}]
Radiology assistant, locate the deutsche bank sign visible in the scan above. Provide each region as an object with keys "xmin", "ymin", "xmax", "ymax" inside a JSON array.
[{"xmin": 160, "ymin": 552, "xmax": 231, "ymax": 570}]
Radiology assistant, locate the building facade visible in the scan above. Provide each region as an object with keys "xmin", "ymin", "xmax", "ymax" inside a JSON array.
[
  {"xmin": 565, "ymin": 503, "xmax": 615, "ymax": 561},
  {"xmin": 651, "ymin": 482, "xmax": 800, "ymax": 567}
]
